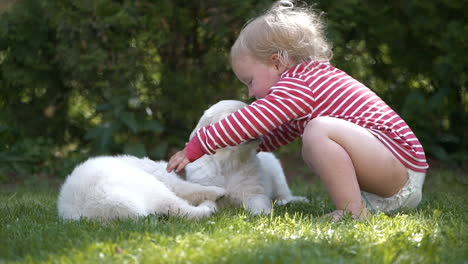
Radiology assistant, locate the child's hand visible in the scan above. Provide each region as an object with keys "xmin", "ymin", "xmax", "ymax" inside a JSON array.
[{"xmin": 166, "ymin": 149, "xmax": 190, "ymax": 173}]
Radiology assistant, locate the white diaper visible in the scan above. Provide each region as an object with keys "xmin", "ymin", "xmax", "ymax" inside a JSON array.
[{"xmin": 361, "ymin": 169, "xmax": 426, "ymax": 214}]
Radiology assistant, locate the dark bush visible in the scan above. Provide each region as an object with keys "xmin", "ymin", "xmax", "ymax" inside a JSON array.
[{"xmin": 0, "ymin": 0, "xmax": 466, "ymax": 180}]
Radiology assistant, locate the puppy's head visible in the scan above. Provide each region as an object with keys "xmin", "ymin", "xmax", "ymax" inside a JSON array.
[
  {"xmin": 190, "ymin": 100, "xmax": 247, "ymax": 139},
  {"xmin": 190, "ymin": 100, "xmax": 260, "ymax": 151}
]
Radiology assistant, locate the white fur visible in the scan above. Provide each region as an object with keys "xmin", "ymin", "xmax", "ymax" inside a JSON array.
[
  {"xmin": 57, "ymin": 155, "xmax": 226, "ymax": 221},
  {"xmin": 186, "ymin": 100, "xmax": 309, "ymax": 215}
]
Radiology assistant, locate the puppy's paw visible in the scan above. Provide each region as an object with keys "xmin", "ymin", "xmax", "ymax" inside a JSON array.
[
  {"xmin": 290, "ymin": 196, "xmax": 309, "ymax": 203},
  {"xmin": 245, "ymin": 195, "xmax": 272, "ymax": 215},
  {"xmin": 203, "ymin": 186, "xmax": 226, "ymax": 201},
  {"xmin": 276, "ymin": 196, "xmax": 309, "ymax": 206},
  {"xmin": 248, "ymin": 206, "xmax": 271, "ymax": 215},
  {"xmin": 199, "ymin": 200, "xmax": 218, "ymax": 212},
  {"xmin": 276, "ymin": 199, "xmax": 289, "ymax": 206}
]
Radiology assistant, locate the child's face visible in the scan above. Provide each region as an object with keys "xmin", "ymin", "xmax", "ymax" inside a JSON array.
[{"xmin": 232, "ymin": 55, "xmax": 284, "ymax": 99}]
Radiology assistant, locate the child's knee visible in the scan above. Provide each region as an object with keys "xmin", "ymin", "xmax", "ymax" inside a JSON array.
[
  {"xmin": 303, "ymin": 117, "xmax": 328, "ymax": 139},
  {"xmin": 301, "ymin": 120, "xmax": 325, "ymax": 166},
  {"xmin": 302, "ymin": 117, "xmax": 334, "ymax": 151}
]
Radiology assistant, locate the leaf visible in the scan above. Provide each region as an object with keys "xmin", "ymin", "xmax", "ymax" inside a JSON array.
[
  {"xmin": 141, "ymin": 119, "xmax": 164, "ymax": 133},
  {"xmin": 123, "ymin": 142, "xmax": 146, "ymax": 158},
  {"xmin": 427, "ymin": 144, "xmax": 450, "ymax": 162},
  {"xmin": 84, "ymin": 122, "xmax": 118, "ymax": 151},
  {"xmin": 96, "ymin": 126, "xmax": 114, "ymax": 150},
  {"xmin": 95, "ymin": 103, "xmax": 113, "ymax": 112},
  {"xmin": 148, "ymin": 142, "xmax": 168, "ymax": 159},
  {"xmin": 432, "ymin": 209, "xmax": 442, "ymax": 219},
  {"xmin": 84, "ymin": 126, "xmax": 103, "ymax": 141},
  {"xmin": 120, "ymin": 112, "xmax": 139, "ymax": 133}
]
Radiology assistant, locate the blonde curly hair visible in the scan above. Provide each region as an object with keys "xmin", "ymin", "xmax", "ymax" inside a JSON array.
[{"xmin": 231, "ymin": 0, "xmax": 332, "ymax": 67}]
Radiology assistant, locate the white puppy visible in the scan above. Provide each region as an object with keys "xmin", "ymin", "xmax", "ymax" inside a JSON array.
[
  {"xmin": 185, "ymin": 100, "xmax": 309, "ymax": 215},
  {"xmin": 57, "ymin": 155, "xmax": 226, "ymax": 221}
]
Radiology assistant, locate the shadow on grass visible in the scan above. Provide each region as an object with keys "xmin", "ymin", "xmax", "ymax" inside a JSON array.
[
  {"xmin": 1, "ymin": 168, "xmax": 466, "ymax": 263},
  {"xmin": 0, "ymin": 186, "xmax": 212, "ymax": 262}
]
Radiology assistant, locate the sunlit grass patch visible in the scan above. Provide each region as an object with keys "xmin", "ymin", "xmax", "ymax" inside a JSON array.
[{"xmin": 0, "ymin": 168, "xmax": 466, "ymax": 263}]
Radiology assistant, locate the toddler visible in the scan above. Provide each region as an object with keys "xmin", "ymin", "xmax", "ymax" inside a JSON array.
[{"xmin": 167, "ymin": 0, "xmax": 428, "ymax": 220}]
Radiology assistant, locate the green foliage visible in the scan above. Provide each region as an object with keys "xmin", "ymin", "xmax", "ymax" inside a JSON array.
[
  {"xmin": 0, "ymin": 169, "xmax": 467, "ymax": 263},
  {"xmin": 315, "ymin": 0, "xmax": 467, "ymax": 164},
  {"xmin": 0, "ymin": 0, "xmax": 272, "ymax": 179},
  {"xmin": 0, "ymin": 0, "xmax": 466, "ymax": 179},
  {"xmin": 0, "ymin": 137, "xmax": 54, "ymax": 183}
]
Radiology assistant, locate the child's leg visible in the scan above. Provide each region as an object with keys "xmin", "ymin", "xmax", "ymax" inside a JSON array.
[{"xmin": 301, "ymin": 116, "xmax": 408, "ymax": 219}]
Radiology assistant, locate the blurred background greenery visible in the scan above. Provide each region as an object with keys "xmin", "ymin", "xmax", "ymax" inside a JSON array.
[{"xmin": 0, "ymin": 0, "xmax": 466, "ymax": 182}]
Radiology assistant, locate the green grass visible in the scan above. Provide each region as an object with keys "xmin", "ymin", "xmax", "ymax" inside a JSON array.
[{"xmin": 1, "ymin": 168, "xmax": 467, "ymax": 264}]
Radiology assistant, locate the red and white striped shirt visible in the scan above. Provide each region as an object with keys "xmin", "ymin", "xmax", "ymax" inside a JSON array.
[{"xmin": 186, "ymin": 61, "xmax": 428, "ymax": 172}]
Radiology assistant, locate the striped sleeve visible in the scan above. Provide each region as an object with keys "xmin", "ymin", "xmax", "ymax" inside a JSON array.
[
  {"xmin": 259, "ymin": 122, "xmax": 301, "ymax": 152},
  {"xmin": 185, "ymin": 77, "xmax": 314, "ymax": 162}
]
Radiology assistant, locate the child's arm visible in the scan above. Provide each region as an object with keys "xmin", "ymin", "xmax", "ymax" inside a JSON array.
[
  {"xmin": 259, "ymin": 122, "xmax": 301, "ymax": 152},
  {"xmin": 167, "ymin": 77, "xmax": 314, "ymax": 171}
]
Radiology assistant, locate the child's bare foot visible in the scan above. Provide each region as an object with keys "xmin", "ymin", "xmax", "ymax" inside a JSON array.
[{"xmin": 323, "ymin": 207, "xmax": 370, "ymax": 222}]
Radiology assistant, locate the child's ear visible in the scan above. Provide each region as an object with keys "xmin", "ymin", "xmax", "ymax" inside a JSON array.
[
  {"xmin": 270, "ymin": 53, "xmax": 280, "ymax": 65},
  {"xmin": 270, "ymin": 53, "xmax": 287, "ymax": 72}
]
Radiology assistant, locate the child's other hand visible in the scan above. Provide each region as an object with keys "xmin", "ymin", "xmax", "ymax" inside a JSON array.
[{"xmin": 166, "ymin": 149, "xmax": 190, "ymax": 173}]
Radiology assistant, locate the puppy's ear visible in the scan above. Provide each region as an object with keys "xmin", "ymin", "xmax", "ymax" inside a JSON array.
[
  {"xmin": 189, "ymin": 100, "xmax": 247, "ymax": 140},
  {"xmin": 189, "ymin": 110, "xmax": 214, "ymax": 140}
]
